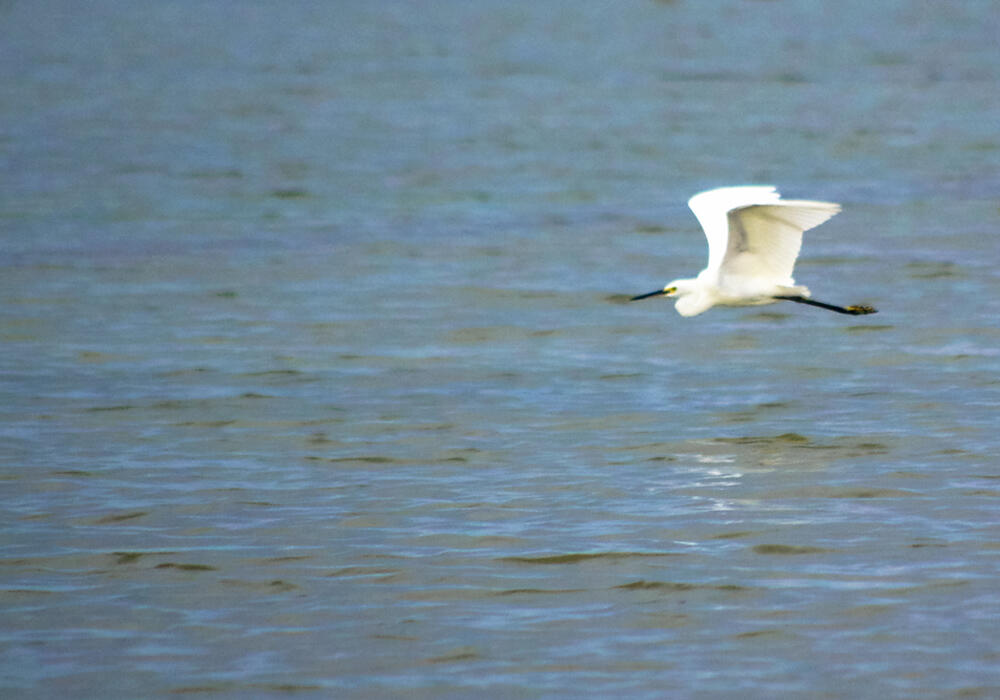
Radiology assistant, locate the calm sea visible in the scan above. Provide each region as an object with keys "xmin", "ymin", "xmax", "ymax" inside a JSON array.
[{"xmin": 2, "ymin": 1, "xmax": 999, "ymax": 697}]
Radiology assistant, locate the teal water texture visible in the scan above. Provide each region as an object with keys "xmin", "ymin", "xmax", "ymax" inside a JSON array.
[{"xmin": 2, "ymin": 1, "xmax": 999, "ymax": 698}]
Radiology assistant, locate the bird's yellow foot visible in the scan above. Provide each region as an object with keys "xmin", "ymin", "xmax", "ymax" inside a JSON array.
[{"xmin": 846, "ymin": 305, "xmax": 877, "ymax": 315}]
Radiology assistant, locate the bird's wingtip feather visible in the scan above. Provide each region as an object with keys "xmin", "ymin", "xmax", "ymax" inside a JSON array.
[{"xmin": 688, "ymin": 185, "xmax": 781, "ymax": 214}]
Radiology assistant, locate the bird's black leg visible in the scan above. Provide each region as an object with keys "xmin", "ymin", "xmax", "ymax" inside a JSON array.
[{"xmin": 773, "ymin": 296, "xmax": 877, "ymax": 315}]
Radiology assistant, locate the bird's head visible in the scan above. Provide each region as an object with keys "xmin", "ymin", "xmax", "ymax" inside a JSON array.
[{"xmin": 629, "ymin": 278, "xmax": 710, "ymax": 316}]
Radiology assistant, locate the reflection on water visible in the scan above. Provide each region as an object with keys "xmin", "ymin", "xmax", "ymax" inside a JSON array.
[{"xmin": 3, "ymin": 0, "xmax": 1000, "ymax": 697}]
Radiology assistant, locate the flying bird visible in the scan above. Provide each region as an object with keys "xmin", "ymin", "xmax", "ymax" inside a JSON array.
[{"xmin": 631, "ymin": 186, "xmax": 877, "ymax": 317}]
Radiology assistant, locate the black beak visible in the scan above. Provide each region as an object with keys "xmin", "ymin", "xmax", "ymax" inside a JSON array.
[{"xmin": 630, "ymin": 289, "xmax": 666, "ymax": 301}]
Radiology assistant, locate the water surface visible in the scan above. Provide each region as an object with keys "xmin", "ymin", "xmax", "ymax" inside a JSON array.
[{"xmin": 2, "ymin": 1, "xmax": 999, "ymax": 697}]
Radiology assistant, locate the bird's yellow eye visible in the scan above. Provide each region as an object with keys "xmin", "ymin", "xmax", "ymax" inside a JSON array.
[{"xmin": 665, "ymin": 286, "xmax": 677, "ymax": 295}]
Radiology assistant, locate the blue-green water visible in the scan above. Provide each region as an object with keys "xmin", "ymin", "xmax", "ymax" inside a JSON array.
[{"xmin": 2, "ymin": 1, "xmax": 999, "ymax": 697}]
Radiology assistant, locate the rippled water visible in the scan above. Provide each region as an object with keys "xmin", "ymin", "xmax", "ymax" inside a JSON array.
[{"xmin": 3, "ymin": 1, "xmax": 1000, "ymax": 697}]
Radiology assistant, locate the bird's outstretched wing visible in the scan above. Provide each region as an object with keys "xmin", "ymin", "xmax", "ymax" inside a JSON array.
[
  {"xmin": 689, "ymin": 186, "xmax": 840, "ymax": 285},
  {"xmin": 689, "ymin": 186, "xmax": 782, "ymax": 274},
  {"xmin": 725, "ymin": 200, "xmax": 840, "ymax": 283}
]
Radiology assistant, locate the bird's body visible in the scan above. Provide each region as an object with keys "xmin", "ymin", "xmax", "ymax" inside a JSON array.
[{"xmin": 631, "ymin": 186, "xmax": 876, "ymax": 317}]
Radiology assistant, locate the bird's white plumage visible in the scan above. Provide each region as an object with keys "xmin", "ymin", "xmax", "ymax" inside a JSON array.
[
  {"xmin": 689, "ymin": 186, "xmax": 840, "ymax": 287},
  {"xmin": 633, "ymin": 186, "xmax": 858, "ymax": 317},
  {"xmin": 689, "ymin": 186, "xmax": 783, "ymax": 275}
]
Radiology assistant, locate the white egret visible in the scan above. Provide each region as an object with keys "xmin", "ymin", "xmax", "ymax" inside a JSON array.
[{"xmin": 631, "ymin": 186, "xmax": 877, "ymax": 317}]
